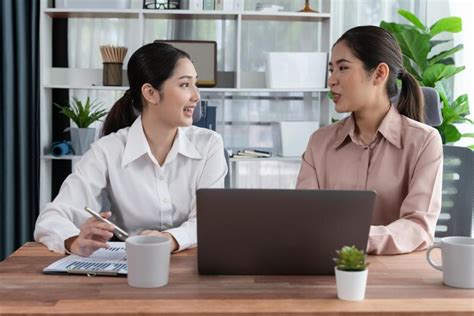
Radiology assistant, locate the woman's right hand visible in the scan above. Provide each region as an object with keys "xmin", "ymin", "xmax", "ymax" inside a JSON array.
[{"xmin": 65, "ymin": 211, "xmax": 115, "ymax": 257}]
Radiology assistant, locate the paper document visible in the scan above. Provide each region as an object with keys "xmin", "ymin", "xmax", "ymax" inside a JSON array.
[{"xmin": 43, "ymin": 242, "xmax": 127, "ymax": 276}]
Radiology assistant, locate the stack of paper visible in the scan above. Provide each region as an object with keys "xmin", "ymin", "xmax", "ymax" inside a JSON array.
[{"xmin": 43, "ymin": 242, "xmax": 127, "ymax": 276}]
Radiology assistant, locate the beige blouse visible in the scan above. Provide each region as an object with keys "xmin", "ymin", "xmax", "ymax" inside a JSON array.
[{"xmin": 296, "ymin": 106, "xmax": 443, "ymax": 255}]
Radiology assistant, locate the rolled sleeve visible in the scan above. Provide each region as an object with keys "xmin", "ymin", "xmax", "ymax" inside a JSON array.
[{"xmin": 34, "ymin": 143, "xmax": 108, "ymax": 254}]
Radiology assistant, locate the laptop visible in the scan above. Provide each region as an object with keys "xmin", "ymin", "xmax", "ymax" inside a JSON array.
[{"xmin": 197, "ymin": 189, "xmax": 376, "ymax": 275}]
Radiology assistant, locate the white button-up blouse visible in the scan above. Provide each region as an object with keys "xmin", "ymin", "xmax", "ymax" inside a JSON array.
[{"xmin": 34, "ymin": 116, "xmax": 228, "ymax": 253}]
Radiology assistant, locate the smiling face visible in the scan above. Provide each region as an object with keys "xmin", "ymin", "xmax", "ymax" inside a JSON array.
[
  {"xmin": 328, "ymin": 41, "xmax": 378, "ymax": 114},
  {"xmin": 143, "ymin": 57, "xmax": 200, "ymax": 128}
]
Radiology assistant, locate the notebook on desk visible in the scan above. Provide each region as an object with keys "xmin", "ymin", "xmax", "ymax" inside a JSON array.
[{"xmin": 197, "ymin": 189, "xmax": 376, "ymax": 275}]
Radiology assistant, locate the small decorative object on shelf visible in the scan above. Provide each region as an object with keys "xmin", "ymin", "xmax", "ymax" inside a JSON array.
[
  {"xmin": 54, "ymin": 97, "xmax": 108, "ymax": 155},
  {"xmin": 51, "ymin": 141, "xmax": 73, "ymax": 157},
  {"xmin": 333, "ymin": 245, "xmax": 370, "ymax": 301},
  {"xmin": 100, "ymin": 45, "xmax": 128, "ymax": 86},
  {"xmin": 298, "ymin": 0, "xmax": 318, "ymax": 13},
  {"xmin": 143, "ymin": 0, "xmax": 180, "ymax": 10}
]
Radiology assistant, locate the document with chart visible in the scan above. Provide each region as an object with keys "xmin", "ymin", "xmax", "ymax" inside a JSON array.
[{"xmin": 43, "ymin": 242, "xmax": 127, "ymax": 276}]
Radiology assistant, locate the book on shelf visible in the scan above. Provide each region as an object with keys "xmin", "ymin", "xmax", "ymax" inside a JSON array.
[
  {"xmin": 186, "ymin": 0, "xmax": 203, "ymax": 10},
  {"xmin": 232, "ymin": 149, "xmax": 272, "ymax": 158},
  {"xmin": 203, "ymin": 0, "xmax": 214, "ymax": 10},
  {"xmin": 233, "ymin": 0, "xmax": 244, "ymax": 11},
  {"xmin": 215, "ymin": 0, "xmax": 223, "ymax": 10}
]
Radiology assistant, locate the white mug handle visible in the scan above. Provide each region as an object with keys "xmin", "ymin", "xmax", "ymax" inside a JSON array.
[{"xmin": 426, "ymin": 242, "xmax": 443, "ymax": 271}]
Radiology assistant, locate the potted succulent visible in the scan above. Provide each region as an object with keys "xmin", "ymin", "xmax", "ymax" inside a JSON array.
[
  {"xmin": 334, "ymin": 245, "xmax": 370, "ymax": 301},
  {"xmin": 55, "ymin": 97, "xmax": 108, "ymax": 155}
]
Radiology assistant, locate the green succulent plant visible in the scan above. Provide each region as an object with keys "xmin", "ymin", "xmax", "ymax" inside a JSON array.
[
  {"xmin": 381, "ymin": 10, "xmax": 473, "ymax": 148},
  {"xmin": 54, "ymin": 97, "xmax": 108, "ymax": 128},
  {"xmin": 334, "ymin": 245, "xmax": 369, "ymax": 272}
]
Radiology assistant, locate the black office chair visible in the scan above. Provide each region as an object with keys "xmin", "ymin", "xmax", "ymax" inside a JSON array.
[
  {"xmin": 422, "ymin": 87, "xmax": 442, "ymax": 126},
  {"xmin": 391, "ymin": 87, "xmax": 442, "ymax": 126},
  {"xmin": 413, "ymin": 88, "xmax": 473, "ymax": 237},
  {"xmin": 436, "ymin": 146, "xmax": 473, "ymax": 237}
]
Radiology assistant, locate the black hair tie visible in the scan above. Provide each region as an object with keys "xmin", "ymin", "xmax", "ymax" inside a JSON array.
[{"xmin": 398, "ymin": 70, "xmax": 406, "ymax": 80}]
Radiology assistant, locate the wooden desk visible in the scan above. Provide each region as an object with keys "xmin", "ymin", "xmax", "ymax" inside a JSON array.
[{"xmin": 0, "ymin": 243, "xmax": 472, "ymax": 315}]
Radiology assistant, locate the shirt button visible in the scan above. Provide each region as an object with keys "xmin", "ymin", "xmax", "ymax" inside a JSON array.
[
  {"xmin": 163, "ymin": 198, "xmax": 169, "ymax": 203},
  {"xmin": 159, "ymin": 175, "xmax": 165, "ymax": 181}
]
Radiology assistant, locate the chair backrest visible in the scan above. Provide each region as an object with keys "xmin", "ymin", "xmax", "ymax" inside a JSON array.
[
  {"xmin": 422, "ymin": 87, "xmax": 442, "ymax": 126},
  {"xmin": 194, "ymin": 101, "xmax": 230, "ymax": 188},
  {"xmin": 192, "ymin": 100, "xmax": 203, "ymax": 123},
  {"xmin": 391, "ymin": 87, "xmax": 442, "ymax": 126},
  {"xmin": 436, "ymin": 145, "xmax": 473, "ymax": 237}
]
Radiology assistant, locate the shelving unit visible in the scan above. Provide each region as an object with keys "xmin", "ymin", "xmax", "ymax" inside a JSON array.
[{"xmin": 39, "ymin": 0, "xmax": 332, "ymax": 210}]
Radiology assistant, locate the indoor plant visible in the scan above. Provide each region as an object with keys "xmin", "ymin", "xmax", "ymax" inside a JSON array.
[
  {"xmin": 55, "ymin": 97, "xmax": 108, "ymax": 155},
  {"xmin": 334, "ymin": 245, "xmax": 370, "ymax": 301},
  {"xmin": 380, "ymin": 10, "xmax": 473, "ymax": 148}
]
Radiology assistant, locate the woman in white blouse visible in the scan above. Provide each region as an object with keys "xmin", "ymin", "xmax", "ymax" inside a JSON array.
[{"xmin": 34, "ymin": 43, "xmax": 228, "ymax": 256}]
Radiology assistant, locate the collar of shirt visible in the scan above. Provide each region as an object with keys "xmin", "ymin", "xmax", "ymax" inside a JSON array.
[
  {"xmin": 121, "ymin": 116, "xmax": 202, "ymax": 167},
  {"xmin": 333, "ymin": 105, "xmax": 403, "ymax": 150}
]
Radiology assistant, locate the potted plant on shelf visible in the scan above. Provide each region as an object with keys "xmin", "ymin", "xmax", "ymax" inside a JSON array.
[
  {"xmin": 55, "ymin": 97, "xmax": 108, "ymax": 155},
  {"xmin": 334, "ymin": 245, "xmax": 370, "ymax": 301},
  {"xmin": 381, "ymin": 10, "xmax": 473, "ymax": 148}
]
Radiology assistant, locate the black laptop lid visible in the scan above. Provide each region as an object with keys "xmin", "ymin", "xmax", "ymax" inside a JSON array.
[{"xmin": 197, "ymin": 189, "xmax": 376, "ymax": 275}]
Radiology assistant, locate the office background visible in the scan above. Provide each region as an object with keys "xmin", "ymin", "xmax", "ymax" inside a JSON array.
[{"xmin": 1, "ymin": 0, "xmax": 473, "ymax": 260}]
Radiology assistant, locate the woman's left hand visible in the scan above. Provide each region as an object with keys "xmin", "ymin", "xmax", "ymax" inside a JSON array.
[{"xmin": 139, "ymin": 230, "xmax": 179, "ymax": 253}]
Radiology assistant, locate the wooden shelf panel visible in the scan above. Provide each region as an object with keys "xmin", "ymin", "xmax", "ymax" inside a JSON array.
[
  {"xmin": 44, "ymin": 9, "xmax": 330, "ymax": 21},
  {"xmin": 43, "ymin": 84, "xmax": 329, "ymax": 93},
  {"xmin": 44, "ymin": 9, "xmax": 140, "ymax": 18}
]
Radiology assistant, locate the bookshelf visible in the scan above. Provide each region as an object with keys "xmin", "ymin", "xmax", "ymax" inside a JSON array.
[{"xmin": 39, "ymin": 0, "xmax": 332, "ymax": 210}]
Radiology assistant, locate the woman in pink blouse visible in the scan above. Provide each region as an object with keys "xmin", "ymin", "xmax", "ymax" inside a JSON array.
[{"xmin": 296, "ymin": 26, "xmax": 443, "ymax": 255}]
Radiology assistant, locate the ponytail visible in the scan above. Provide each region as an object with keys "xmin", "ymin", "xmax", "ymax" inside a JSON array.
[
  {"xmin": 397, "ymin": 71, "xmax": 424, "ymax": 123},
  {"xmin": 101, "ymin": 90, "xmax": 139, "ymax": 136}
]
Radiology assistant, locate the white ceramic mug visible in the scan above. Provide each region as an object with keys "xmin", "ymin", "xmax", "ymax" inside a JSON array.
[
  {"xmin": 126, "ymin": 235, "xmax": 171, "ymax": 288},
  {"xmin": 426, "ymin": 236, "xmax": 474, "ymax": 289}
]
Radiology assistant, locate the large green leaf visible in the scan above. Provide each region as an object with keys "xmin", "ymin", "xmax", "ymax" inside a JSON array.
[
  {"xmin": 380, "ymin": 21, "xmax": 409, "ymax": 34},
  {"xmin": 430, "ymin": 40, "xmax": 451, "ymax": 49},
  {"xmin": 398, "ymin": 9, "xmax": 426, "ymax": 30},
  {"xmin": 436, "ymin": 123, "xmax": 462, "ymax": 144},
  {"xmin": 443, "ymin": 124, "xmax": 462, "ymax": 143},
  {"xmin": 422, "ymin": 64, "xmax": 465, "ymax": 87},
  {"xmin": 441, "ymin": 105, "xmax": 460, "ymax": 125},
  {"xmin": 440, "ymin": 57, "xmax": 455, "ymax": 65},
  {"xmin": 430, "ymin": 17, "xmax": 462, "ymax": 37},
  {"xmin": 428, "ymin": 44, "xmax": 463, "ymax": 65},
  {"xmin": 451, "ymin": 94, "xmax": 470, "ymax": 116},
  {"xmin": 393, "ymin": 29, "xmax": 430, "ymax": 69}
]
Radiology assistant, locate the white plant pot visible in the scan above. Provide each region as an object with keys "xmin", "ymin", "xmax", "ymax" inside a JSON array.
[
  {"xmin": 335, "ymin": 267, "xmax": 368, "ymax": 301},
  {"xmin": 70, "ymin": 127, "xmax": 96, "ymax": 155}
]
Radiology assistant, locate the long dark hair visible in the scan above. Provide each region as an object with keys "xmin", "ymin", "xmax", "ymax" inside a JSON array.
[
  {"xmin": 102, "ymin": 42, "xmax": 190, "ymax": 136},
  {"xmin": 335, "ymin": 25, "xmax": 424, "ymax": 122}
]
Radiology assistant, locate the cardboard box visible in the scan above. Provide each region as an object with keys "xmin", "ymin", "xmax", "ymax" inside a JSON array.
[
  {"xmin": 272, "ymin": 121, "xmax": 319, "ymax": 157},
  {"xmin": 265, "ymin": 52, "xmax": 328, "ymax": 89}
]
